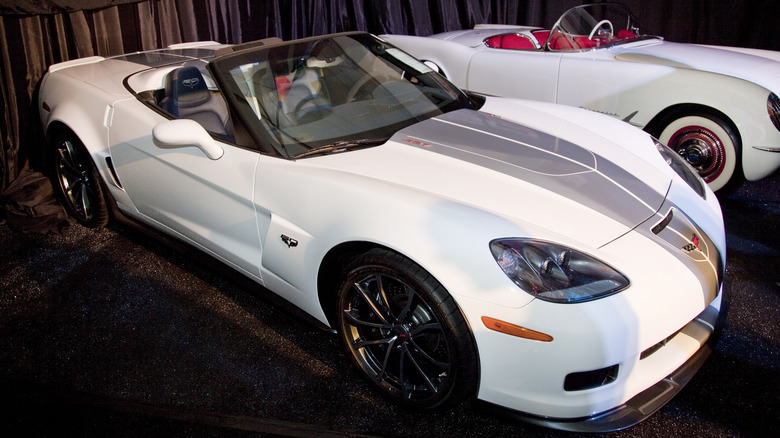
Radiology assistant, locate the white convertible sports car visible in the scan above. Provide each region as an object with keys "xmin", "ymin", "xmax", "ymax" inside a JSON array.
[
  {"xmin": 382, "ymin": 3, "xmax": 780, "ymax": 192},
  {"xmin": 39, "ymin": 32, "xmax": 726, "ymax": 431}
]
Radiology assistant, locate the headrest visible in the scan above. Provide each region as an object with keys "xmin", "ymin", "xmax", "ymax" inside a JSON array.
[
  {"xmin": 307, "ymin": 56, "xmax": 344, "ymax": 68},
  {"xmin": 169, "ymin": 66, "xmax": 207, "ymax": 93},
  {"xmin": 163, "ymin": 66, "xmax": 210, "ymax": 114},
  {"xmin": 306, "ymin": 39, "xmax": 344, "ymax": 68}
]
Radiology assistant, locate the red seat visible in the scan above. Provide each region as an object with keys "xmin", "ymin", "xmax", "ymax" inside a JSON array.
[
  {"xmin": 548, "ymin": 31, "xmax": 597, "ymax": 50},
  {"xmin": 532, "ymin": 30, "xmax": 550, "ymax": 47},
  {"xmin": 486, "ymin": 33, "xmax": 535, "ymax": 50}
]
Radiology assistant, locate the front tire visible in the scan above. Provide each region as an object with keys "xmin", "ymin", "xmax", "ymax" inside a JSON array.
[
  {"xmin": 337, "ymin": 248, "xmax": 478, "ymax": 410},
  {"xmin": 50, "ymin": 132, "xmax": 109, "ymax": 228},
  {"xmin": 655, "ymin": 112, "xmax": 741, "ymax": 192}
]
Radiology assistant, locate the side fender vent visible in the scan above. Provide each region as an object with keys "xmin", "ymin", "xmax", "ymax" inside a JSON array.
[
  {"xmin": 105, "ymin": 157, "xmax": 123, "ymax": 189},
  {"xmin": 652, "ymin": 209, "xmax": 673, "ymax": 235}
]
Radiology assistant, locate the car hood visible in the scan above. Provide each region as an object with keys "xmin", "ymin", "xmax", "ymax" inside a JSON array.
[
  {"xmin": 310, "ymin": 104, "xmax": 672, "ymax": 247},
  {"xmin": 613, "ymin": 40, "xmax": 780, "ymax": 91}
]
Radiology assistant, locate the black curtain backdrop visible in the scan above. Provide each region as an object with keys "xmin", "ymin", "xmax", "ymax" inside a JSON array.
[{"xmin": 1, "ymin": 0, "xmax": 779, "ymax": 231}]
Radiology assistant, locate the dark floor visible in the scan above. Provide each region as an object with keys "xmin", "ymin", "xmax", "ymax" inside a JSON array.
[{"xmin": 1, "ymin": 173, "xmax": 778, "ymax": 437}]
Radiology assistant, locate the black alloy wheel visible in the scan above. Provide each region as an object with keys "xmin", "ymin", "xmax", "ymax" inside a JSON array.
[
  {"xmin": 337, "ymin": 248, "xmax": 478, "ymax": 410},
  {"xmin": 51, "ymin": 133, "xmax": 109, "ymax": 228}
]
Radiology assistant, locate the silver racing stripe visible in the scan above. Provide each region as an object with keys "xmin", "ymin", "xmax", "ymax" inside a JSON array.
[
  {"xmin": 392, "ymin": 109, "xmax": 666, "ymax": 230},
  {"xmin": 640, "ymin": 199, "xmax": 723, "ymax": 303},
  {"xmin": 395, "ymin": 109, "xmax": 721, "ymax": 301}
]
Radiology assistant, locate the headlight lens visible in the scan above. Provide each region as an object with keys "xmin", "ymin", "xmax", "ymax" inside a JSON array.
[
  {"xmin": 767, "ymin": 92, "xmax": 780, "ymax": 132},
  {"xmin": 654, "ymin": 138, "xmax": 706, "ymax": 199},
  {"xmin": 490, "ymin": 239, "xmax": 629, "ymax": 303}
]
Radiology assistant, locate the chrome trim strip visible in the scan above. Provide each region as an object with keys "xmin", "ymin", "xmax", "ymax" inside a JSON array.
[{"xmin": 752, "ymin": 146, "xmax": 780, "ymax": 152}]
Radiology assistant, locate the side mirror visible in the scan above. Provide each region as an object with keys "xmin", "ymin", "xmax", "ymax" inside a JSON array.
[{"xmin": 152, "ymin": 119, "xmax": 224, "ymax": 160}]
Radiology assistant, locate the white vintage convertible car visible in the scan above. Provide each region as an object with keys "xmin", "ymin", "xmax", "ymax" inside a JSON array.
[
  {"xmin": 38, "ymin": 31, "xmax": 726, "ymax": 431},
  {"xmin": 382, "ymin": 3, "xmax": 780, "ymax": 191}
]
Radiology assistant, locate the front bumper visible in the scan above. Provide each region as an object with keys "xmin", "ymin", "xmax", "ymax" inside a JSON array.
[{"xmin": 479, "ymin": 276, "xmax": 730, "ymax": 432}]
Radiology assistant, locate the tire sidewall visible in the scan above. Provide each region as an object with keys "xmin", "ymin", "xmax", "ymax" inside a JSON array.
[{"xmin": 657, "ymin": 114, "xmax": 739, "ymax": 192}]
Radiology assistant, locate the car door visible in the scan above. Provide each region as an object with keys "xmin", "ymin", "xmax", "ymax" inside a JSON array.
[
  {"xmin": 557, "ymin": 53, "xmax": 633, "ymax": 119},
  {"xmin": 467, "ymin": 49, "xmax": 562, "ymax": 102},
  {"xmin": 106, "ymin": 99, "xmax": 265, "ymax": 280},
  {"xmin": 556, "ymin": 52, "xmax": 680, "ymax": 126}
]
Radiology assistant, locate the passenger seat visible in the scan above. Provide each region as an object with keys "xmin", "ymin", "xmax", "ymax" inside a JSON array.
[{"xmin": 160, "ymin": 66, "xmax": 233, "ymax": 137}]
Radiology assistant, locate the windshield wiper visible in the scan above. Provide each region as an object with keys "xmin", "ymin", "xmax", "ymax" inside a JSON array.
[{"xmin": 292, "ymin": 138, "xmax": 387, "ymax": 159}]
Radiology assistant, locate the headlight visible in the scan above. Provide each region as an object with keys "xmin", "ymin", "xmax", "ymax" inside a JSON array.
[
  {"xmin": 766, "ymin": 93, "xmax": 780, "ymax": 131},
  {"xmin": 768, "ymin": 92, "xmax": 780, "ymax": 132},
  {"xmin": 654, "ymin": 138, "xmax": 706, "ymax": 199},
  {"xmin": 490, "ymin": 239, "xmax": 629, "ymax": 303}
]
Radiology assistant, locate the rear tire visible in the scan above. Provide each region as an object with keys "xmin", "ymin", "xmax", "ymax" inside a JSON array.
[
  {"xmin": 50, "ymin": 132, "xmax": 109, "ymax": 228},
  {"xmin": 337, "ymin": 248, "xmax": 478, "ymax": 410}
]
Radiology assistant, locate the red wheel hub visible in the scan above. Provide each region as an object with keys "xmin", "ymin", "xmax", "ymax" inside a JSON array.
[{"xmin": 668, "ymin": 126, "xmax": 725, "ymax": 183}]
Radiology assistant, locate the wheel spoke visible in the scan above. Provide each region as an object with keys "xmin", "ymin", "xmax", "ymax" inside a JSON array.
[
  {"xmin": 58, "ymin": 142, "xmax": 82, "ymax": 172},
  {"xmin": 374, "ymin": 336, "xmax": 398, "ymax": 383},
  {"xmin": 78, "ymin": 182, "xmax": 93, "ymax": 219},
  {"xmin": 58, "ymin": 150, "xmax": 84, "ymax": 184},
  {"xmin": 400, "ymin": 342, "xmax": 440, "ymax": 395},
  {"xmin": 399, "ymin": 347, "xmax": 408, "ymax": 398},
  {"xmin": 343, "ymin": 308, "xmax": 387, "ymax": 329},
  {"xmin": 354, "ymin": 277, "xmax": 391, "ymax": 325},
  {"xmin": 353, "ymin": 335, "xmax": 395, "ymax": 351},
  {"xmin": 374, "ymin": 274, "xmax": 395, "ymax": 321},
  {"xmin": 63, "ymin": 177, "xmax": 83, "ymax": 205},
  {"xmin": 409, "ymin": 321, "xmax": 442, "ymax": 336},
  {"xmin": 58, "ymin": 161, "xmax": 83, "ymax": 182},
  {"xmin": 393, "ymin": 285, "xmax": 415, "ymax": 322},
  {"xmin": 408, "ymin": 335, "xmax": 449, "ymax": 369}
]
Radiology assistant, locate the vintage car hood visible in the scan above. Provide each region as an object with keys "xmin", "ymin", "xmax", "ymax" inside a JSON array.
[
  {"xmin": 613, "ymin": 40, "xmax": 780, "ymax": 90},
  {"xmin": 310, "ymin": 105, "xmax": 672, "ymax": 247}
]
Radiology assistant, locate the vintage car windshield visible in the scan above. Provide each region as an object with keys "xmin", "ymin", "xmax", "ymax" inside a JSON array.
[
  {"xmin": 209, "ymin": 33, "xmax": 477, "ymax": 158},
  {"xmin": 546, "ymin": 3, "xmax": 655, "ymax": 51}
]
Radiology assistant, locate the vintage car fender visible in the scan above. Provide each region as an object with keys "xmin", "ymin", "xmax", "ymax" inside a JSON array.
[
  {"xmin": 556, "ymin": 53, "xmax": 780, "ymax": 181},
  {"xmin": 380, "ymin": 34, "xmax": 478, "ymax": 86}
]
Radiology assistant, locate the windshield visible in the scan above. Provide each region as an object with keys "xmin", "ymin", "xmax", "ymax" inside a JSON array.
[
  {"xmin": 209, "ymin": 33, "xmax": 477, "ymax": 158},
  {"xmin": 546, "ymin": 3, "xmax": 653, "ymax": 51}
]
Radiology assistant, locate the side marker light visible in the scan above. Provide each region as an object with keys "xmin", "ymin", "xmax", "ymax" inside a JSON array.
[{"xmin": 482, "ymin": 316, "xmax": 553, "ymax": 342}]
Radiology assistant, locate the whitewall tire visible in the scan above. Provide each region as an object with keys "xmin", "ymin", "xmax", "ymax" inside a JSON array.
[{"xmin": 657, "ymin": 114, "xmax": 740, "ymax": 192}]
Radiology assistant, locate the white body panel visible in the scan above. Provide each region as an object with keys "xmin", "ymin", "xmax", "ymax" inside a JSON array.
[
  {"xmin": 382, "ymin": 33, "xmax": 780, "ymax": 185},
  {"xmin": 37, "ymin": 35, "xmax": 726, "ymax": 427}
]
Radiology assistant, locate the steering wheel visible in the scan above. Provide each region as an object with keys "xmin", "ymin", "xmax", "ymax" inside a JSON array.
[
  {"xmin": 346, "ymin": 75, "xmax": 382, "ymax": 103},
  {"xmin": 293, "ymin": 95, "xmax": 331, "ymax": 124},
  {"xmin": 588, "ymin": 19, "xmax": 614, "ymax": 40}
]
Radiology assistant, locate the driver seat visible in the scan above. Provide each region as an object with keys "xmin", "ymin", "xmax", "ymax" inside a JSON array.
[{"xmin": 160, "ymin": 66, "xmax": 233, "ymax": 136}]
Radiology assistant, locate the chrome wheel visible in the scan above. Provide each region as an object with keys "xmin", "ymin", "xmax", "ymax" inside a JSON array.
[
  {"xmin": 657, "ymin": 113, "xmax": 740, "ymax": 192},
  {"xmin": 337, "ymin": 249, "xmax": 476, "ymax": 409}
]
